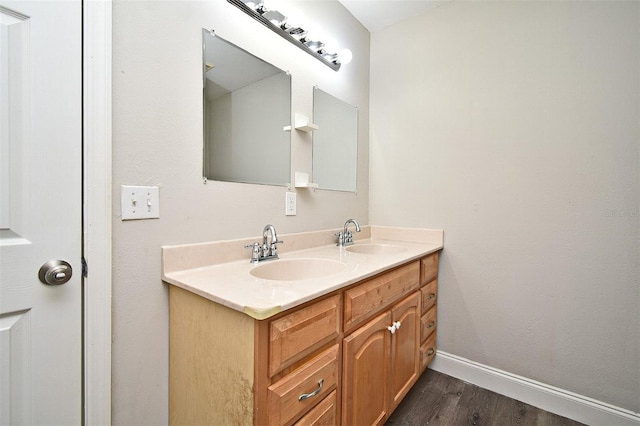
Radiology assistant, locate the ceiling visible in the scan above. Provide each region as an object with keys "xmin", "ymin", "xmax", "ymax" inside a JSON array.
[{"xmin": 337, "ymin": 0, "xmax": 448, "ymax": 33}]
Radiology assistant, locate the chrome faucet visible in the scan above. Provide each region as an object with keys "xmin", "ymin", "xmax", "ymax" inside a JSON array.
[
  {"xmin": 245, "ymin": 224, "xmax": 283, "ymax": 263},
  {"xmin": 336, "ymin": 218, "xmax": 361, "ymax": 246},
  {"xmin": 262, "ymin": 224, "xmax": 282, "ymax": 259}
]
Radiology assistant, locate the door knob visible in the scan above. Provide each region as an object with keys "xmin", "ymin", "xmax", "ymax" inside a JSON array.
[{"xmin": 38, "ymin": 260, "xmax": 72, "ymax": 285}]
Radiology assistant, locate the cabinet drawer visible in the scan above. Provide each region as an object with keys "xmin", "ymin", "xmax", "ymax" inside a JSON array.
[
  {"xmin": 293, "ymin": 390, "xmax": 337, "ymax": 426},
  {"xmin": 268, "ymin": 345, "xmax": 339, "ymax": 426},
  {"xmin": 420, "ymin": 252, "xmax": 439, "ymax": 285},
  {"xmin": 420, "ymin": 306, "xmax": 437, "ymax": 342},
  {"xmin": 420, "ymin": 332, "xmax": 437, "ymax": 371},
  {"xmin": 420, "ymin": 279, "xmax": 437, "ymax": 314},
  {"xmin": 270, "ymin": 295, "xmax": 340, "ymax": 376},
  {"xmin": 344, "ymin": 261, "xmax": 420, "ymax": 332}
]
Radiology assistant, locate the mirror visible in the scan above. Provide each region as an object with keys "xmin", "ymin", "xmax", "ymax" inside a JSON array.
[
  {"xmin": 203, "ymin": 29, "xmax": 291, "ymax": 186},
  {"xmin": 312, "ymin": 87, "xmax": 358, "ymax": 192}
]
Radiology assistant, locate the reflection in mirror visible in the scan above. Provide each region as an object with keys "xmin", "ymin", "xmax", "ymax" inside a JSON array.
[
  {"xmin": 312, "ymin": 87, "xmax": 358, "ymax": 192},
  {"xmin": 203, "ymin": 29, "xmax": 291, "ymax": 186}
]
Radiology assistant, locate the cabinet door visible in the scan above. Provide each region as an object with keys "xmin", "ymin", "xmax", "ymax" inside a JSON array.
[
  {"xmin": 390, "ymin": 292, "xmax": 421, "ymax": 410},
  {"xmin": 342, "ymin": 311, "xmax": 392, "ymax": 426}
]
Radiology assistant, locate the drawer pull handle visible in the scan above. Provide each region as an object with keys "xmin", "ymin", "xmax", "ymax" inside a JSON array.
[
  {"xmin": 426, "ymin": 348, "xmax": 435, "ymax": 356},
  {"xmin": 427, "ymin": 293, "xmax": 436, "ymax": 300},
  {"xmin": 298, "ymin": 379, "xmax": 324, "ymax": 401},
  {"xmin": 427, "ymin": 321, "xmax": 435, "ymax": 329}
]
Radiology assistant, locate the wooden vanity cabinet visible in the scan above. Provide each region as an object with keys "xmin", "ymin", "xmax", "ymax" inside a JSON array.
[
  {"xmin": 169, "ymin": 289, "xmax": 340, "ymax": 426},
  {"xmin": 342, "ymin": 292, "xmax": 421, "ymax": 426},
  {"xmin": 256, "ymin": 294, "xmax": 343, "ymax": 426},
  {"xmin": 419, "ymin": 252, "xmax": 439, "ymax": 372},
  {"xmin": 169, "ymin": 251, "xmax": 440, "ymax": 426},
  {"xmin": 390, "ymin": 292, "xmax": 422, "ymax": 409},
  {"xmin": 342, "ymin": 310, "xmax": 391, "ymax": 426}
]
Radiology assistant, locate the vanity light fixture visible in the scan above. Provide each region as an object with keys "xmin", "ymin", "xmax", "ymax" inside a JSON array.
[{"xmin": 227, "ymin": 0, "xmax": 352, "ymax": 71}]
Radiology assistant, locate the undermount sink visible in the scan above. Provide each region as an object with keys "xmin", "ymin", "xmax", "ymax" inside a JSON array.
[
  {"xmin": 346, "ymin": 244, "xmax": 408, "ymax": 255},
  {"xmin": 250, "ymin": 258, "xmax": 346, "ymax": 281}
]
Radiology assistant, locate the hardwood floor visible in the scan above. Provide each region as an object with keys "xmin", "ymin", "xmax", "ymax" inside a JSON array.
[{"xmin": 386, "ymin": 369, "xmax": 585, "ymax": 425}]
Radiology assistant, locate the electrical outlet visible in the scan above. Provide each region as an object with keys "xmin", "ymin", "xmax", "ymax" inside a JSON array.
[
  {"xmin": 285, "ymin": 192, "xmax": 296, "ymax": 216},
  {"xmin": 121, "ymin": 185, "xmax": 160, "ymax": 220}
]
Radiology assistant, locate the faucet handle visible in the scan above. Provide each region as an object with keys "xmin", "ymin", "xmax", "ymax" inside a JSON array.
[
  {"xmin": 244, "ymin": 242, "xmax": 261, "ymax": 263},
  {"xmin": 269, "ymin": 240, "xmax": 283, "ymax": 258},
  {"xmin": 270, "ymin": 239, "xmax": 283, "ymax": 251}
]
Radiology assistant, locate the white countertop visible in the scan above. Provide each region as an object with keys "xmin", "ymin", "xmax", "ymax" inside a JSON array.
[{"xmin": 162, "ymin": 226, "xmax": 443, "ymax": 320}]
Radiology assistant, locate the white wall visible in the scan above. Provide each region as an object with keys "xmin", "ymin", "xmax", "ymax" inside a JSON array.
[
  {"xmin": 370, "ymin": 0, "xmax": 639, "ymax": 413},
  {"xmin": 112, "ymin": 1, "xmax": 369, "ymax": 423}
]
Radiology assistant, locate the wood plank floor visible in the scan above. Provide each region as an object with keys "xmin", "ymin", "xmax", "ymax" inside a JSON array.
[{"xmin": 386, "ymin": 369, "xmax": 585, "ymax": 425}]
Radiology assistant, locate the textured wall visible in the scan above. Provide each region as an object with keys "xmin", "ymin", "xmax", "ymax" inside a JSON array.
[
  {"xmin": 370, "ymin": 0, "xmax": 639, "ymax": 412},
  {"xmin": 112, "ymin": 1, "xmax": 369, "ymax": 423}
]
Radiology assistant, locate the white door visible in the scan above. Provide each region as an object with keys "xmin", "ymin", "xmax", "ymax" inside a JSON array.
[{"xmin": 0, "ymin": 0, "xmax": 82, "ymax": 424}]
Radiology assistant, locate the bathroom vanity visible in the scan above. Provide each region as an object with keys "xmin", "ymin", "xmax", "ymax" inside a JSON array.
[{"xmin": 162, "ymin": 226, "xmax": 442, "ymax": 425}]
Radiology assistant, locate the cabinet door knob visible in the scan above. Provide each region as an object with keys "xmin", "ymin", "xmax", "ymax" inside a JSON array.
[
  {"xmin": 427, "ymin": 293, "xmax": 436, "ymax": 300},
  {"xmin": 298, "ymin": 379, "xmax": 324, "ymax": 401},
  {"xmin": 426, "ymin": 348, "xmax": 435, "ymax": 356},
  {"xmin": 427, "ymin": 321, "xmax": 435, "ymax": 329},
  {"xmin": 387, "ymin": 324, "xmax": 396, "ymax": 334},
  {"xmin": 394, "ymin": 321, "xmax": 401, "ymax": 330}
]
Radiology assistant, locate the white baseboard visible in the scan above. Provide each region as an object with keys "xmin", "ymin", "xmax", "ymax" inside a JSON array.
[{"xmin": 429, "ymin": 351, "xmax": 640, "ymax": 426}]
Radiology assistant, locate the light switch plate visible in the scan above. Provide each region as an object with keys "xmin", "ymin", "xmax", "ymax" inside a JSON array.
[
  {"xmin": 285, "ymin": 192, "xmax": 296, "ymax": 216},
  {"xmin": 121, "ymin": 185, "xmax": 160, "ymax": 220}
]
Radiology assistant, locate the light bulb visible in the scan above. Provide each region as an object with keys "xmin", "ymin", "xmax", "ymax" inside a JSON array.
[
  {"xmin": 322, "ymin": 36, "xmax": 339, "ymax": 53},
  {"xmin": 337, "ymin": 48, "xmax": 352, "ymax": 65},
  {"xmin": 267, "ymin": 0, "xmax": 283, "ymax": 9},
  {"xmin": 304, "ymin": 24, "xmax": 324, "ymax": 43},
  {"xmin": 286, "ymin": 8, "xmax": 304, "ymax": 28}
]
